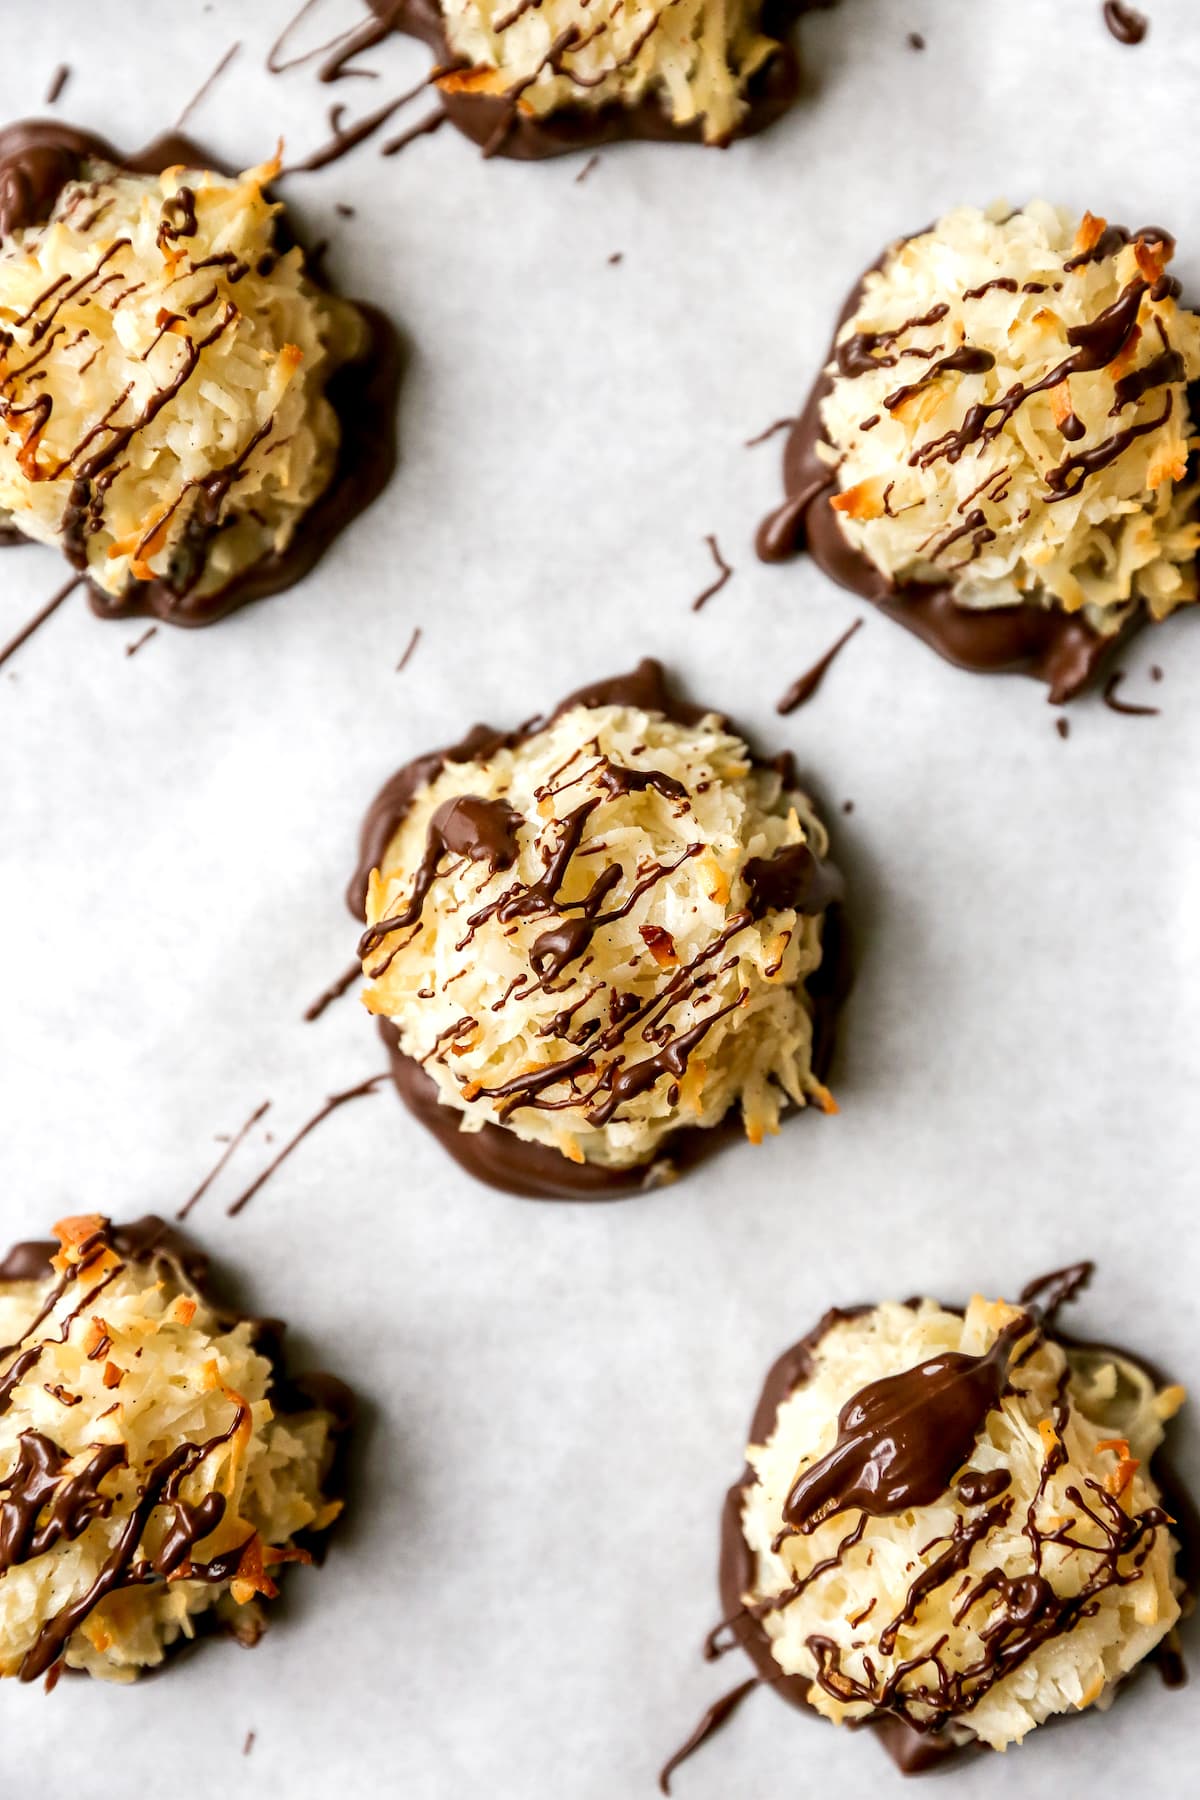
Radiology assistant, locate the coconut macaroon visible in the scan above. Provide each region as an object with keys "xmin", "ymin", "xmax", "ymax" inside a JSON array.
[
  {"xmin": 0, "ymin": 126, "xmax": 378, "ymax": 621},
  {"xmin": 0, "ymin": 1216, "xmax": 348, "ymax": 1684},
  {"xmin": 703, "ymin": 1265, "xmax": 1189, "ymax": 1774},
  {"xmin": 377, "ymin": 0, "xmax": 805, "ymax": 152},
  {"xmin": 352, "ymin": 662, "xmax": 843, "ymax": 1198},
  {"xmin": 760, "ymin": 203, "xmax": 1200, "ymax": 698}
]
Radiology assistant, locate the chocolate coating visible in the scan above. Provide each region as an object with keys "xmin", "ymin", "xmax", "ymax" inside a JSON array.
[
  {"xmin": 0, "ymin": 120, "xmax": 400, "ymax": 628},
  {"xmin": 350, "ymin": 660, "xmax": 849, "ymax": 1200},
  {"xmin": 756, "ymin": 263, "xmax": 1153, "ymax": 703},
  {"xmin": 369, "ymin": 0, "xmax": 819, "ymax": 158}
]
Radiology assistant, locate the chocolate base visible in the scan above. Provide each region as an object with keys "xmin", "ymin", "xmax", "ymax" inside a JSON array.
[
  {"xmin": 350, "ymin": 659, "xmax": 849, "ymax": 1201},
  {"xmin": 0, "ymin": 120, "xmax": 400, "ymax": 628},
  {"xmin": 0, "ymin": 1215, "xmax": 353, "ymax": 1662},
  {"xmin": 756, "ymin": 269, "xmax": 1131, "ymax": 704},
  {"xmin": 712, "ymin": 1293, "xmax": 1193, "ymax": 1776},
  {"xmin": 372, "ymin": 0, "xmax": 821, "ymax": 159}
]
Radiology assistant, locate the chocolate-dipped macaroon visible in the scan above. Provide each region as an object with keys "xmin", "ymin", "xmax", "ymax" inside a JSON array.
[
  {"xmin": 349, "ymin": 660, "xmax": 845, "ymax": 1199},
  {"xmin": 759, "ymin": 203, "xmax": 1200, "ymax": 700},
  {"xmin": 667, "ymin": 1264, "xmax": 1190, "ymax": 1783},
  {"xmin": 0, "ymin": 121, "xmax": 398, "ymax": 626},
  {"xmin": 0, "ymin": 1215, "xmax": 350, "ymax": 1683},
  {"xmin": 370, "ymin": 0, "xmax": 821, "ymax": 155}
]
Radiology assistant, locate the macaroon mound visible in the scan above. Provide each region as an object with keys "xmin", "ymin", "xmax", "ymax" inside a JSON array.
[
  {"xmin": 708, "ymin": 1264, "xmax": 1188, "ymax": 1772},
  {"xmin": 351, "ymin": 661, "xmax": 844, "ymax": 1198},
  {"xmin": 760, "ymin": 203, "xmax": 1200, "ymax": 699},
  {"xmin": 374, "ymin": 0, "xmax": 813, "ymax": 154},
  {"xmin": 0, "ymin": 121, "xmax": 393, "ymax": 624},
  {"xmin": 0, "ymin": 1215, "xmax": 349, "ymax": 1684}
]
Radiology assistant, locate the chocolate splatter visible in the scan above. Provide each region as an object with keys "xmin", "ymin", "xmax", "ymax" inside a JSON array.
[
  {"xmin": 907, "ymin": 31, "xmax": 925, "ymax": 50},
  {"xmin": 691, "ymin": 534, "xmax": 733, "ymax": 611},
  {"xmin": 1103, "ymin": 3, "xmax": 1148, "ymax": 44},
  {"xmin": 1103, "ymin": 670, "xmax": 1160, "ymax": 716},
  {"xmin": 243, "ymin": 1730, "xmax": 256, "ymax": 1756},
  {"xmin": 1055, "ymin": 716, "xmax": 1070, "ymax": 740},
  {"xmin": 45, "ymin": 66, "xmax": 70, "ymax": 105},
  {"xmin": 745, "ymin": 415, "xmax": 797, "ymax": 448},
  {"xmin": 226, "ymin": 1076, "xmax": 387, "ymax": 1216},
  {"xmin": 776, "ymin": 619, "xmax": 862, "ymax": 714},
  {"xmin": 175, "ymin": 41, "xmax": 241, "ymax": 130},
  {"xmin": 659, "ymin": 1676, "xmax": 760, "ymax": 1793},
  {"xmin": 0, "ymin": 576, "xmax": 82, "ymax": 673},
  {"xmin": 575, "ymin": 153, "xmax": 600, "ymax": 183},
  {"xmin": 396, "ymin": 624, "xmax": 422, "ymax": 671},
  {"xmin": 124, "ymin": 625, "xmax": 157, "ymax": 658},
  {"xmin": 304, "ymin": 962, "xmax": 361, "ymax": 1023},
  {"xmin": 177, "ymin": 1100, "xmax": 271, "ymax": 1219}
]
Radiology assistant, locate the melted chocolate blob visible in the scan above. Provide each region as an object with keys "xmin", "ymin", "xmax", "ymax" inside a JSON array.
[
  {"xmin": 0, "ymin": 120, "xmax": 400, "ymax": 629},
  {"xmin": 685, "ymin": 1276, "xmax": 1193, "ymax": 1781},
  {"xmin": 350, "ymin": 660, "xmax": 849, "ymax": 1200},
  {"xmin": 366, "ymin": 0, "xmax": 823, "ymax": 159},
  {"xmin": 780, "ymin": 1316, "xmax": 1027, "ymax": 1535},
  {"xmin": 0, "ymin": 1217, "xmax": 352, "ymax": 1681},
  {"xmin": 1103, "ymin": 2, "xmax": 1148, "ymax": 44},
  {"xmin": 755, "ymin": 234, "xmax": 1195, "ymax": 701}
]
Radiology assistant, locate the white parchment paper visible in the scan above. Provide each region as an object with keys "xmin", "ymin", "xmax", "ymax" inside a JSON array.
[{"xmin": 1, "ymin": 1, "xmax": 1198, "ymax": 1794}]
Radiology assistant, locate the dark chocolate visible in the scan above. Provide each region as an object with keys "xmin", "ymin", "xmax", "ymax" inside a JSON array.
[
  {"xmin": 1103, "ymin": 2, "xmax": 1148, "ymax": 44},
  {"xmin": 757, "ymin": 232, "xmax": 1196, "ymax": 701},
  {"xmin": 0, "ymin": 1217, "xmax": 351, "ymax": 1681},
  {"xmin": 679, "ymin": 1271, "xmax": 1191, "ymax": 1781},
  {"xmin": 368, "ymin": 0, "xmax": 827, "ymax": 159},
  {"xmin": 350, "ymin": 660, "xmax": 849, "ymax": 1200},
  {"xmin": 0, "ymin": 120, "xmax": 400, "ymax": 629},
  {"xmin": 775, "ymin": 618, "xmax": 862, "ymax": 713}
]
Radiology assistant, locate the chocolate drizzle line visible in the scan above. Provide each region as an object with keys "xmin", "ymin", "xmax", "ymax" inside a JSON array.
[
  {"xmin": 124, "ymin": 624, "xmax": 157, "ymax": 658},
  {"xmin": 396, "ymin": 624, "xmax": 422, "ymax": 671},
  {"xmin": 303, "ymin": 960, "xmax": 361, "ymax": 1023},
  {"xmin": 177, "ymin": 1100, "xmax": 271, "ymax": 1220},
  {"xmin": 776, "ymin": 618, "xmax": 862, "ymax": 713},
  {"xmin": 0, "ymin": 1217, "xmax": 351, "ymax": 1681},
  {"xmin": 0, "ymin": 120, "xmax": 400, "ymax": 630},
  {"xmin": 349, "ymin": 659, "xmax": 849, "ymax": 1201},
  {"xmin": 674, "ymin": 1265, "xmax": 1193, "ymax": 1783},
  {"xmin": 45, "ymin": 66, "xmax": 70, "ymax": 106},
  {"xmin": 757, "ymin": 224, "xmax": 1195, "ymax": 701},
  {"xmin": 366, "ymin": 0, "xmax": 815, "ymax": 160},
  {"xmin": 226, "ymin": 1075, "xmax": 387, "ymax": 1215},
  {"xmin": 1102, "ymin": 670, "xmax": 1160, "ymax": 716},
  {"xmin": 0, "ymin": 574, "xmax": 81, "ymax": 672},
  {"xmin": 691, "ymin": 533, "xmax": 733, "ymax": 611},
  {"xmin": 174, "ymin": 41, "xmax": 242, "ymax": 130}
]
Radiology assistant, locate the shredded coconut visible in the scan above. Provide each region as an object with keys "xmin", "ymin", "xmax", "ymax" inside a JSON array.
[
  {"xmin": 820, "ymin": 203, "xmax": 1200, "ymax": 635},
  {"xmin": 437, "ymin": 0, "xmax": 784, "ymax": 144},
  {"xmin": 0, "ymin": 154, "xmax": 367, "ymax": 599},
  {"xmin": 739, "ymin": 1294, "xmax": 1184, "ymax": 1751},
  {"xmin": 361, "ymin": 697, "xmax": 837, "ymax": 1171},
  {"xmin": 0, "ymin": 1218, "xmax": 342, "ymax": 1682}
]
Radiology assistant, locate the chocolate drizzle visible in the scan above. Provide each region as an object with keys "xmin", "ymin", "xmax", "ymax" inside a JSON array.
[
  {"xmin": 682, "ymin": 1269, "xmax": 1193, "ymax": 1781},
  {"xmin": 0, "ymin": 120, "xmax": 400, "ymax": 629},
  {"xmin": 757, "ymin": 224, "xmax": 1197, "ymax": 701},
  {"xmin": 350, "ymin": 660, "xmax": 849, "ymax": 1200},
  {"xmin": 0, "ymin": 1217, "xmax": 351, "ymax": 1681},
  {"xmin": 366, "ymin": 0, "xmax": 818, "ymax": 159}
]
